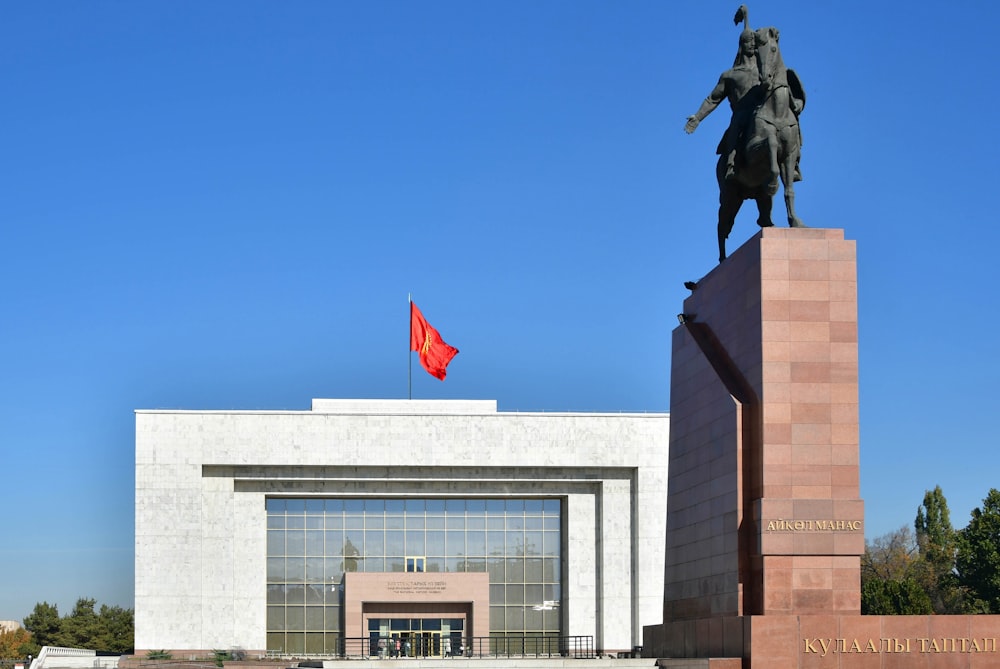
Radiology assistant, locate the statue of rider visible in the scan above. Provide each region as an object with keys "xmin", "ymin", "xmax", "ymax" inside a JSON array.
[{"xmin": 684, "ymin": 9, "xmax": 761, "ymax": 181}]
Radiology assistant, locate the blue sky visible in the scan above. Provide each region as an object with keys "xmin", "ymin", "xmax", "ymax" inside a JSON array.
[{"xmin": 2, "ymin": 1, "xmax": 998, "ymax": 622}]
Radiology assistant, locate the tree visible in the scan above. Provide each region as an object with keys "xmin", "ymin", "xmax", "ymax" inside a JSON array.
[
  {"xmin": 862, "ymin": 578, "xmax": 933, "ymax": 615},
  {"xmin": 914, "ymin": 486, "xmax": 966, "ymax": 613},
  {"xmin": 60, "ymin": 599, "xmax": 101, "ymax": 651},
  {"xmin": 862, "ymin": 525, "xmax": 919, "ymax": 582},
  {"xmin": 956, "ymin": 488, "xmax": 1000, "ymax": 613},
  {"xmin": 94, "ymin": 605, "xmax": 134, "ymax": 654},
  {"xmin": 860, "ymin": 525, "xmax": 933, "ymax": 614},
  {"xmin": 23, "ymin": 602, "xmax": 62, "ymax": 649},
  {"xmin": 22, "ymin": 599, "xmax": 133, "ymax": 654},
  {"xmin": 0, "ymin": 627, "xmax": 34, "ymax": 660}
]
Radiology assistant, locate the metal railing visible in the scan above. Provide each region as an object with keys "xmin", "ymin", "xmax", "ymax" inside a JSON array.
[{"xmin": 309, "ymin": 635, "xmax": 594, "ymax": 660}]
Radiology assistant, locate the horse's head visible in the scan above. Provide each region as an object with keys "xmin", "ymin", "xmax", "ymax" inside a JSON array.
[{"xmin": 755, "ymin": 27, "xmax": 786, "ymax": 89}]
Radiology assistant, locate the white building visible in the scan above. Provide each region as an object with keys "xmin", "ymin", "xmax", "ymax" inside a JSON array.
[{"xmin": 135, "ymin": 399, "xmax": 668, "ymax": 657}]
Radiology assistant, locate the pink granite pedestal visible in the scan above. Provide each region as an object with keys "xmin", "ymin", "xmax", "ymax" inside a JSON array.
[{"xmin": 642, "ymin": 229, "xmax": 1000, "ymax": 668}]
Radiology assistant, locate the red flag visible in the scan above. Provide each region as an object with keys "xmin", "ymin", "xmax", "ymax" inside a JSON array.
[{"xmin": 410, "ymin": 301, "xmax": 459, "ymax": 380}]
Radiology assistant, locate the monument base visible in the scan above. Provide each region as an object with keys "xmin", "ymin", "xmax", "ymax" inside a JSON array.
[
  {"xmin": 644, "ymin": 614, "xmax": 1000, "ymax": 668},
  {"xmin": 643, "ymin": 229, "xmax": 1000, "ymax": 668}
]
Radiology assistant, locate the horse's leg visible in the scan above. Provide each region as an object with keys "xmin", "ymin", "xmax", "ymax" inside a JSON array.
[
  {"xmin": 756, "ymin": 193, "xmax": 774, "ymax": 228},
  {"xmin": 717, "ymin": 186, "xmax": 742, "ymax": 262},
  {"xmin": 766, "ymin": 130, "xmax": 780, "ymax": 196},
  {"xmin": 780, "ymin": 143, "xmax": 805, "ymax": 227}
]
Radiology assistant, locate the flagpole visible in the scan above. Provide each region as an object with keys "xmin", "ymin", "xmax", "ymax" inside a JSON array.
[{"xmin": 407, "ymin": 293, "xmax": 412, "ymax": 400}]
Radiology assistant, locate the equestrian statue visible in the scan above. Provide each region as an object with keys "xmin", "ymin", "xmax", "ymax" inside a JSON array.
[{"xmin": 685, "ymin": 5, "xmax": 806, "ymax": 262}]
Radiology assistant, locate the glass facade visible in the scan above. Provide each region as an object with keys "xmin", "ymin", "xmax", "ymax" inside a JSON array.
[{"xmin": 265, "ymin": 497, "xmax": 562, "ymax": 654}]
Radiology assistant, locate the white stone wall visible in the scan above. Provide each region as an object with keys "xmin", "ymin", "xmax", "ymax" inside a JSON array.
[{"xmin": 135, "ymin": 400, "xmax": 668, "ymax": 654}]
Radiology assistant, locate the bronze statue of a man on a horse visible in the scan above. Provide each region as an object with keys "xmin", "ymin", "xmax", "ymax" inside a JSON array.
[{"xmin": 685, "ymin": 5, "xmax": 806, "ymax": 262}]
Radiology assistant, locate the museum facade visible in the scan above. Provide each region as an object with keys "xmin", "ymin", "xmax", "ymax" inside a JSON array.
[{"xmin": 134, "ymin": 399, "xmax": 668, "ymax": 657}]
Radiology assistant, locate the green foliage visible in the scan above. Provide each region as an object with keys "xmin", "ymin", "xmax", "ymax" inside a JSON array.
[
  {"xmin": 22, "ymin": 598, "xmax": 133, "ymax": 654},
  {"xmin": 861, "ymin": 525, "xmax": 933, "ymax": 614},
  {"xmin": 59, "ymin": 599, "xmax": 101, "ymax": 650},
  {"xmin": 23, "ymin": 602, "xmax": 61, "ymax": 650},
  {"xmin": 146, "ymin": 651, "xmax": 172, "ymax": 660},
  {"xmin": 93, "ymin": 605, "xmax": 134, "ymax": 654},
  {"xmin": 865, "ymin": 486, "xmax": 1000, "ymax": 615},
  {"xmin": 914, "ymin": 486, "xmax": 967, "ymax": 613},
  {"xmin": 915, "ymin": 487, "xmax": 955, "ymax": 568},
  {"xmin": 212, "ymin": 650, "xmax": 231, "ymax": 667},
  {"xmin": 956, "ymin": 488, "xmax": 1000, "ymax": 613},
  {"xmin": 861, "ymin": 577, "xmax": 933, "ymax": 615}
]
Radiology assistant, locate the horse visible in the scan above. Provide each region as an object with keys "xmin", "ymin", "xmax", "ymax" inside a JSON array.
[{"xmin": 716, "ymin": 26, "xmax": 805, "ymax": 262}]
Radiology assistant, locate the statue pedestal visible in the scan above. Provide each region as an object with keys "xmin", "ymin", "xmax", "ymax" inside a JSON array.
[{"xmin": 642, "ymin": 229, "xmax": 1000, "ymax": 667}]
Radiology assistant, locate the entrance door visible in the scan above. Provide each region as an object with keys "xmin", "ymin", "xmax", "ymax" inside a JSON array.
[
  {"xmin": 404, "ymin": 631, "xmax": 440, "ymax": 657},
  {"xmin": 368, "ymin": 618, "xmax": 464, "ymax": 657}
]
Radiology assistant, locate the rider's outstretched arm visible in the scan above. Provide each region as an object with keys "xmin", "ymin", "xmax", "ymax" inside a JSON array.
[{"xmin": 685, "ymin": 77, "xmax": 727, "ymax": 134}]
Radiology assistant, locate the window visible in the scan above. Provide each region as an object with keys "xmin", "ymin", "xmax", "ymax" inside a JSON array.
[{"xmin": 266, "ymin": 496, "xmax": 563, "ymax": 652}]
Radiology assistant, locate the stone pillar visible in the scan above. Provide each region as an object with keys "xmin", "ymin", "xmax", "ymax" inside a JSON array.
[
  {"xmin": 651, "ymin": 228, "xmax": 863, "ymax": 657},
  {"xmin": 646, "ymin": 229, "xmax": 1000, "ymax": 668}
]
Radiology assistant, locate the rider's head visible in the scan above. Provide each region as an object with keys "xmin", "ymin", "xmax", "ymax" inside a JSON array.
[{"xmin": 732, "ymin": 28, "xmax": 755, "ymax": 67}]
